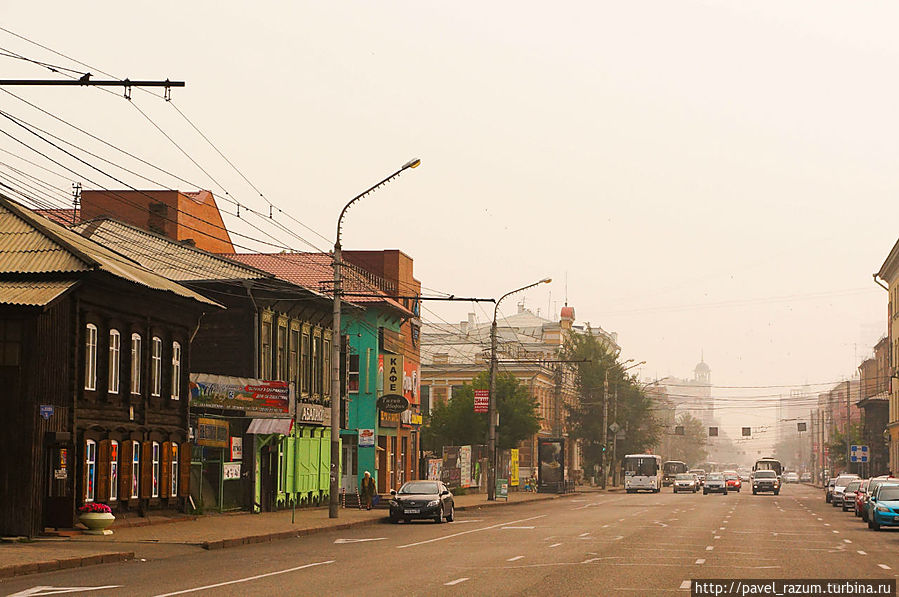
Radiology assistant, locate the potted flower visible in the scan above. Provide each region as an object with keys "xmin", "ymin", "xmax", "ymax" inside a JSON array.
[{"xmin": 78, "ymin": 503, "xmax": 115, "ymax": 535}]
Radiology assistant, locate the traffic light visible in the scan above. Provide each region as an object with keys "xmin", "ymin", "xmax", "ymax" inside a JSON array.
[{"xmin": 674, "ymin": 426, "xmax": 685, "ymax": 436}]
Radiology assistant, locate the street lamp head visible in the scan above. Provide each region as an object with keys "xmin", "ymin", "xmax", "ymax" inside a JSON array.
[
  {"xmin": 540, "ymin": 277, "xmax": 552, "ymax": 284},
  {"xmin": 403, "ymin": 158, "xmax": 422, "ymax": 169}
]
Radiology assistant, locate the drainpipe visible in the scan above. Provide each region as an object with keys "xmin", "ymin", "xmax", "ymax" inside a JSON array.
[{"xmin": 874, "ymin": 273, "xmax": 889, "ymax": 292}]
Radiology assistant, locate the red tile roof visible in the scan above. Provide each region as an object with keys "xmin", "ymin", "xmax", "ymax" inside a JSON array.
[
  {"xmin": 222, "ymin": 252, "xmax": 412, "ymax": 316},
  {"xmin": 34, "ymin": 208, "xmax": 80, "ymax": 227}
]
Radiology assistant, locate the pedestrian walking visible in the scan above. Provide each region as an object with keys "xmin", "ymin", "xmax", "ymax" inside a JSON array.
[{"xmin": 360, "ymin": 471, "xmax": 376, "ymax": 510}]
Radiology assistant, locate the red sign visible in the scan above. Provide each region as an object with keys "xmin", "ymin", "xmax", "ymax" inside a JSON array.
[{"xmin": 474, "ymin": 390, "xmax": 489, "ymax": 413}]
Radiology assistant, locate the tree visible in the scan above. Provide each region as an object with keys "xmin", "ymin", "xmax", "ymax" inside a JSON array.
[
  {"xmin": 668, "ymin": 413, "xmax": 708, "ymax": 466},
  {"xmin": 421, "ymin": 371, "xmax": 539, "ymax": 453},
  {"xmin": 561, "ymin": 329, "xmax": 660, "ymax": 476},
  {"xmin": 826, "ymin": 424, "xmax": 863, "ymax": 473}
]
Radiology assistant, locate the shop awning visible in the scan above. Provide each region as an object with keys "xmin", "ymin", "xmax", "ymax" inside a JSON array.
[{"xmin": 247, "ymin": 418, "xmax": 293, "ymax": 435}]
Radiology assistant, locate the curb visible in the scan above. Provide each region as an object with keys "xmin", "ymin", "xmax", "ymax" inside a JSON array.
[{"xmin": 0, "ymin": 551, "xmax": 133, "ymax": 580}]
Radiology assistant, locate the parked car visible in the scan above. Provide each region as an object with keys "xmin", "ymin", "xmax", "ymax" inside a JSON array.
[
  {"xmin": 842, "ymin": 480, "xmax": 862, "ymax": 512},
  {"xmin": 389, "ymin": 480, "xmax": 454, "ymax": 524},
  {"xmin": 688, "ymin": 469, "xmax": 707, "ymax": 486},
  {"xmin": 867, "ymin": 482, "xmax": 899, "ymax": 531},
  {"xmin": 724, "ymin": 472, "xmax": 742, "ymax": 492},
  {"xmin": 673, "ymin": 473, "xmax": 699, "ymax": 493},
  {"xmin": 860, "ymin": 477, "xmax": 899, "ymax": 522},
  {"xmin": 752, "ymin": 470, "xmax": 780, "ymax": 495},
  {"xmin": 831, "ymin": 475, "xmax": 860, "ymax": 508},
  {"xmin": 800, "ymin": 472, "xmax": 812, "ymax": 483},
  {"xmin": 825, "ymin": 478, "xmax": 836, "ymax": 503},
  {"xmin": 784, "ymin": 472, "xmax": 800, "ymax": 484},
  {"xmin": 854, "ymin": 479, "xmax": 870, "ymax": 517},
  {"xmin": 704, "ymin": 472, "xmax": 728, "ymax": 495}
]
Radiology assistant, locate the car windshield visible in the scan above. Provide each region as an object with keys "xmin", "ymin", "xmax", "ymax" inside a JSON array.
[
  {"xmin": 877, "ymin": 486, "xmax": 899, "ymax": 501},
  {"xmin": 398, "ymin": 482, "xmax": 439, "ymax": 495},
  {"xmin": 755, "ymin": 471, "xmax": 776, "ymax": 478},
  {"xmin": 707, "ymin": 473, "xmax": 724, "ymax": 481},
  {"xmin": 675, "ymin": 474, "xmax": 693, "ymax": 481},
  {"xmin": 725, "ymin": 474, "xmax": 738, "ymax": 480},
  {"xmin": 845, "ymin": 481, "xmax": 860, "ymax": 492},
  {"xmin": 835, "ymin": 476, "xmax": 857, "ymax": 486}
]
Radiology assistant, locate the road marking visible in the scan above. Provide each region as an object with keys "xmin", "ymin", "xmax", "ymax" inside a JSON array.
[
  {"xmin": 613, "ymin": 536, "xmax": 624, "ymax": 541},
  {"xmin": 824, "ymin": 523, "xmax": 830, "ymax": 526},
  {"xmin": 334, "ymin": 537, "xmax": 386, "ymax": 544},
  {"xmin": 548, "ymin": 543, "xmax": 562, "ymax": 548},
  {"xmin": 397, "ymin": 515, "xmax": 546, "ymax": 549},
  {"xmin": 602, "ymin": 524, "xmax": 610, "ymax": 528},
  {"xmin": 680, "ymin": 580, "xmax": 691, "ymax": 589},
  {"xmin": 444, "ymin": 578, "xmax": 470, "ymax": 586},
  {"xmin": 832, "ymin": 530, "xmax": 839, "ymax": 534},
  {"xmin": 619, "ymin": 518, "xmax": 626, "ymax": 522},
  {"xmin": 719, "ymin": 527, "xmax": 725, "ymax": 530},
  {"xmin": 695, "ymin": 559, "xmax": 705, "ymax": 565},
  {"xmin": 507, "ymin": 556, "xmax": 524, "ymax": 562},
  {"xmin": 152, "ymin": 561, "xmax": 334, "ymax": 597},
  {"xmin": 9, "ymin": 587, "xmax": 122, "ymax": 596},
  {"xmin": 503, "ymin": 526, "xmax": 536, "ymax": 530},
  {"xmin": 714, "ymin": 536, "xmax": 721, "ymax": 540},
  {"xmin": 579, "ymin": 532, "xmax": 591, "ymax": 537},
  {"xmin": 582, "ymin": 557, "xmax": 600, "ymax": 564},
  {"xmin": 706, "ymin": 546, "xmax": 714, "ymax": 551},
  {"xmin": 858, "ymin": 550, "xmax": 867, "ymax": 555},
  {"xmin": 879, "ymin": 564, "xmax": 892, "ymax": 570}
]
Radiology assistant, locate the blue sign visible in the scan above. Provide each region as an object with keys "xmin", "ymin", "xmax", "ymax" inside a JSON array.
[
  {"xmin": 850, "ymin": 445, "xmax": 869, "ymax": 463},
  {"xmin": 39, "ymin": 405, "xmax": 54, "ymax": 420}
]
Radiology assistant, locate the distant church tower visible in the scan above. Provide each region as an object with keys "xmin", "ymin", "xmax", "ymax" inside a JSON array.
[{"xmin": 692, "ymin": 356, "xmax": 713, "ymax": 428}]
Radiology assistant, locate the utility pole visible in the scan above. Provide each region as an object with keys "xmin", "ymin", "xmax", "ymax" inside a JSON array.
[
  {"xmin": 846, "ymin": 379, "xmax": 852, "ymax": 475},
  {"xmin": 611, "ymin": 382, "xmax": 618, "ymax": 486},
  {"xmin": 601, "ymin": 370, "xmax": 608, "ymax": 489}
]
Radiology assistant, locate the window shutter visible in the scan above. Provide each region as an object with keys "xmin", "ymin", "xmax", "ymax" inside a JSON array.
[
  {"xmin": 120, "ymin": 440, "xmax": 133, "ymax": 500},
  {"xmin": 82, "ymin": 439, "xmax": 90, "ymax": 502},
  {"xmin": 161, "ymin": 441, "xmax": 172, "ymax": 499},
  {"xmin": 96, "ymin": 440, "xmax": 110, "ymax": 502},
  {"xmin": 179, "ymin": 443, "xmax": 191, "ymax": 498},
  {"xmin": 141, "ymin": 442, "xmax": 152, "ymax": 499}
]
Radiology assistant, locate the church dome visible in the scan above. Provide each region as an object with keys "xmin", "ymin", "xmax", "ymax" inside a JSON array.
[{"xmin": 695, "ymin": 360, "xmax": 710, "ymax": 374}]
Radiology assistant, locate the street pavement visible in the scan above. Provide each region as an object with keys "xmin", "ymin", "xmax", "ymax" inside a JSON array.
[{"xmin": 2, "ymin": 484, "xmax": 898, "ymax": 596}]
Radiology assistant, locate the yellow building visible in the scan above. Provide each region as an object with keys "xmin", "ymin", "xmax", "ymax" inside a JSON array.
[{"xmin": 875, "ymin": 240, "xmax": 899, "ymax": 473}]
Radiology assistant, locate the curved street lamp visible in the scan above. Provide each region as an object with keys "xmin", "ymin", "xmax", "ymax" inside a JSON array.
[
  {"xmin": 329, "ymin": 158, "xmax": 421, "ymax": 518},
  {"xmin": 487, "ymin": 277, "xmax": 551, "ymax": 501}
]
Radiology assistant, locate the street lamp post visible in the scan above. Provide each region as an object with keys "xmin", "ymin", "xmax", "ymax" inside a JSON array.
[
  {"xmin": 487, "ymin": 277, "xmax": 551, "ymax": 501},
  {"xmin": 329, "ymin": 158, "xmax": 421, "ymax": 519}
]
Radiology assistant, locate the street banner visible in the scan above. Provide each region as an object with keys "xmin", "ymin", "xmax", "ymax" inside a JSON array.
[
  {"xmin": 190, "ymin": 373, "xmax": 293, "ymax": 417},
  {"xmin": 510, "ymin": 449, "xmax": 520, "ymax": 487},
  {"xmin": 460, "ymin": 445, "xmax": 472, "ymax": 488}
]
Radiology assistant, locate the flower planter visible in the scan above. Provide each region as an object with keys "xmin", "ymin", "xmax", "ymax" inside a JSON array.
[{"xmin": 79, "ymin": 512, "xmax": 115, "ymax": 535}]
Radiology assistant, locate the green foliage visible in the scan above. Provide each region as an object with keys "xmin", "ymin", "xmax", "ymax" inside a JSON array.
[
  {"xmin": 421, "ymin": 371, "xmax": 540, "ymax": 452},
  {"xmin": 826, "ymin": 424, "xmax": 863, "ymax": 470},
  {"xmin": 668, "ymin": 413, "xmax": 708, "ymax": 466}
]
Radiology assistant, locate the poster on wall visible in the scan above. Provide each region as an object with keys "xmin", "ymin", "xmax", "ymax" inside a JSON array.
[
  {"xmin": 427, "ymin": 459, "xmax": 442, "ymax": 481},
  {"xmin": 190, "ymin": 374, "xmax": 293, "ymax": 417},
  {"xmin": 538, "ymin": 438, "xmax": 565, "ymax": 487},
  {"xmin": 230, "ymin": 437, "xmax": 243, "ymax": 461},
  {"xmin": 441, "ymin": 446, "xmax": 461, "ymax": 487},
  {"xmin": 359, "ymin": 429, "xmax": 375, "ymax": 447},
  {"xmin": 459, "ymin": 445, "xmax": 472, "ymax": 488},
  {"xmin": 223, "ymin": 462, "xmax": 241, "ymax": 480},
  {"xmin": 510, "ymin": 448, "xmax": 520, "ymax": 487}
]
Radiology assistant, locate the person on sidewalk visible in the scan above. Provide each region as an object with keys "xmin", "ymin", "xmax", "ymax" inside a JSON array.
[{"xmin": 360, "ymin": 471, "xmax": 376, "ymax": 510}]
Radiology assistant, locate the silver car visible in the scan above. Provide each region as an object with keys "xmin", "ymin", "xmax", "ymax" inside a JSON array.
[
  {"xmin": 832, "ymin": 475, "xmax": 860, "ymax": 508},
  {"xmin": 703, "ymin": 472, "xmax": 728, "ymax": 495}
]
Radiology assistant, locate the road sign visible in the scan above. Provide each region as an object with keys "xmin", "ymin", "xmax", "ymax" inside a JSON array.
[
  {"xmin": 742, "ymin": 427, "xmax": 751, "ymax": 437},
  {"xmin": 609, "ymin": 422, "xmax": 620, "ymax": 434},
  {"xmin": 850, "ymin": 445, "xmax": 869, "ymax": 463},
  {"xmin": 709, "ymin": 427, "xmax": 718, "ymax": 437},
  {"xmin": 674, "ymin": 426, "xmax": 685, "ymax": 436},
  {"xmin": 797, "ymin": 422, "xmax": 807, "ymax": 432},
  {"xmin": 474, "ymin": 390, "xmax": 489, "ymax": 413}
]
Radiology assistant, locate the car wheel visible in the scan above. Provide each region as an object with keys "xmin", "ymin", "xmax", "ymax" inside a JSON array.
[
  {"xmin": 774, "ymin": 490, "xmax": 779, "ymax": 496},
  {"xmin": 752, "ymin": 490, "xmax": 757, "ymax": 495},
  {"xmin": 445, "ymin": 504, "xmax": 454, "ymax": 523},
  {"xmin": 389, "ymin": 514, "xmax": 399, "ymax": 524},
  {"xmin": 871, "ymin": 520, "xmax": 881, "ymax": 531},
  {"xmin": 826, "ymin": 495, "xmax": 831, "ymax": 503},
  {"xmin": 435, "ymin": 505, "xmax": 444, "ymax": 524},
  {"xmin": 723, "ymin": 490, "xmax": 728, "ymax": 495},
  {"xmin": 703, "ymin": 490, "xmax": 708, "ymax": 495}
]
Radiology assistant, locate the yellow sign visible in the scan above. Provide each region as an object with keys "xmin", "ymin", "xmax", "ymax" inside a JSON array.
[
  {"xmin": 383, "ymin": 354, "xmax": 404, "ymax": 395},
  {"xmin": 510, "ymin": 448, "xmax": 520, "ymax": 487},
  {"xmin": 410, "ymin": 413, "xmax": 423, "ymax": 425}
]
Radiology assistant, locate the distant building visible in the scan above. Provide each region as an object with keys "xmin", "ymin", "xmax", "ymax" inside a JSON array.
[
  {"xmin": 858, "ymin": 337, "xmax": 890, "ymax": 475},
  {"xmin": 876, "ymin": 238, "xmax": 899, "ymax": 474},
  {"xmin": 659, "ymin": 358, "xmax": 715, "ymax": 431}
]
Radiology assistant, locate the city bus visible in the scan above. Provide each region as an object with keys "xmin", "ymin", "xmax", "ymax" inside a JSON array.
[
  {"xmin": 753, "ymin": 458, "xmax": 783, "ymax": 478},
  {"xmin": 662, "ymin": 460, "xmax": 688, "ymax": 486},
  {"xmin": 624, "ymin": 454, "xmax": 662, "ymax": 493}
]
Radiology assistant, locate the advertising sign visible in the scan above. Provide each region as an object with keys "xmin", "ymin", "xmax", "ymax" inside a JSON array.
[
  {"xmin": 190, "ymin": 374, "xmax": 293, "ymax": 416},
  {"xmin": 496, "ymin": 478, "xmax": 509, "ymax": 500},
  {"xmin": 510, "ymin": 448, "xmax": 520, "ymax": 487},
  {"xmin": 538, "ymin": 438, "xmax": 565, "ymax": 487},
  {"xmin": 474, "ymin": 390, "xmax": 489, "ymax": 413},
  {"xmin": 358, "ymin": 428, "xmax": 375, "ymax": 448},
  {"xmin": 230, "ymin": 437, "xmax": 243, "ymax": 461},
  {"xmin": 442, "ymin": 446, "xmax": 462, "ymax": 487},
  {"xmin": 459, "ymin": 446, "xmax": 472, "ymax": 488},
  {"xmin": 383, "ymin": 355, "xmax": 404, "ymax": 395},
  {"xmin": 223, "ymin": 462, "xmax": 241, "ymax": 480},
  {"xmin": 297, "ymin": 403, "xmax": 328, "ymax": 424},
  {"xmin": 377, "ymin": 394, "xmax": 409, "ymax": 413},
  {"xmin": 197, "ymin": 418, "xmax": 229, "ymax": 448},
  {"xmin": 40, "ymin": 405, "xmax": 54, "ymax": 420},
  {"xmin": 427, "ymin": 458, "xmax": 442, "ymax": 481}
]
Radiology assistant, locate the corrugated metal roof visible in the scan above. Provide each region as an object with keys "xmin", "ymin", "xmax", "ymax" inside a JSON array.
[
  {"xmin": 0, "ymin": 194, "xmax": 222, "ymax": 308},
  {"xmin": 74, "ymin": 218, "xmax": 270, "ymax": 282},
  {"xmin": 0, "ymin": 279, "xmax": 78, "ymax": 306}
]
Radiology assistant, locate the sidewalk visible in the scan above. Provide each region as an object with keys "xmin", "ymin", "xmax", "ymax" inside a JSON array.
[{"xmin": 0, "ymin": 487, "xmax": 598, "ymax": 580}]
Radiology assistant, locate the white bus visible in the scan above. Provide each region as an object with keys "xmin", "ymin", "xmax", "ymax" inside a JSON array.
[{"xmin": 624, "ymin": 454, "xmax": 662, "ymax": 493}]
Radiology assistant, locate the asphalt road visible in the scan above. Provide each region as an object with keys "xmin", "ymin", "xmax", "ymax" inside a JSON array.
[{"xmin": 3, "ymin": 484, "xmax": 899, "ymax": 596}]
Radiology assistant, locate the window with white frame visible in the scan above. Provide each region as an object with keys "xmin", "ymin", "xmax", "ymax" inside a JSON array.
[
  {"xmin": 108, "ymin": 330, "xmax": 120, "ymax": 394},
  {"xmin": 150, "ymin": 336, "xmax": 162, "ymax": 396},
  {"xmin": 84, "ymin": 439, "xmax": 97, "ymax": 501},
  {"xmin": 171, "ymin": 443, "xmax": 179, "ymax": 497},
  {"xmin": 151, "ymin": 442, "xmax": 160, "ymax": 498},
  {"xmin": 84, "ymin": 324, "xmax": 98, "ymax": 391},
  {"xmin": 171, "ymin": 342, "xmax": 181, "ymax": 400},
  {"xmin": 109, "ymin": 440, "xmax": 119, "ymax": 501},
  {"xmin": 131, "ymin": 334, "xmax": 142, "ymax": 394},
  {"xmin": 131, "ymin": 441, "xmax": 140, "ymax": 499}
]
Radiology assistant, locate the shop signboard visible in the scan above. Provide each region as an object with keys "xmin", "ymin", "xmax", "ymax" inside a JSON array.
[
  {"xmin": 510, "ymin": 448, "xmax": 520, "ymax": 487},
  {"xmin": 190, "ymin": 373, "xmax": 294, "ymax": 417},
  {"xmin": 297, "ymin": 402, "xmax": 328, "ymax": 424},
  {"xmin": 197, "ymin": 418, "xmax": 229, "ymax": 448},
  {"xmin": 359, "ymin": 428, "xmax": 376, "ymax": 448},
  {"xmin": 223, "ymin": 462, "xmax": 241, "ymax": 480},
  {"xmin": 377, "ymin": 394, "xmax": 409, "ymax": 413},
  {"xmin": 383, "ymin": 355, "xmax": 404, "ymax": 395},
  {"xmin": 379, "ymin": 411, "xmax": 400, "ymax": 428}
]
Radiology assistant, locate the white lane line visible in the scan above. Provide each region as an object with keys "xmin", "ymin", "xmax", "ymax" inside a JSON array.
[
  {"xmin": 824, "ymin": 523, "xmax": 831, "ymax": 526},
  {"xmin": 879, "ymin": 564, "xmax": 891, "ymax": 570},
  {"xmin": 613, "ymin": 536, "xmax": 624, "ymax": 541},
  {"xmin": 719, "ymin": 527, "xmax": 726, "ymax": 530},
  {"xmin": 843, "ymin": 539, "xmax": 852, "ymax": 544},
  {"xmin": 549, "ymin": 543, "xmax": 563, "ymax": 548},
  {"xmin": 397, "ymin": 514, "xmax": 547, "ymax": 549},
  {"xmin": 502, "ymin": 526, "xmax": 536, "ymax": 530},
  {"xmin": 706, "ymin": 546, "xmax": 714, "ymax": 551},
  {"xmin": 579, "ymin": 532, "xmax": 591, "ymax": 537},
  {"xmin": 582, "ymin": 557, "xmax": 600, "ymax": 564},
  {"xmin": 714, "ymin": 536, "xmax": 721, "ymax": 540},
  {"xmin": 602, "ymin": 524, "xmax": 610, "ymax": 528},
  {"xmin": 858, "ymin": 550, "xmax": 867, "ymax": 555},
  {"xmin": 695, "ymin": 559, "xmax": 705, "ymax": 565},
  {"xmin": 444, "ymin": 577, "xmax": 470, "ymax": 586},
  {"xmin": 152, "ymin": 561, "xmax": 334, "ymax": 597},
  {"xmin": 680, "ymin": 580, "xmax": 691, "ymax": 589},
  {"xmin": 619, "ymin": 518, "xmax": 626, "ymax": 522},
  {"xmin": 508, "ymin": 555, "xmax": 524, "ymax": 562},
  {"xmin": 832, "ymin": 530, "xmax": 839, "ymax": 534}
]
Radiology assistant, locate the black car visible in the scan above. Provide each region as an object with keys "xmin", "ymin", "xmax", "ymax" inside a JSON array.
[{"xmin": 389, "ymin": 480, "xmax": 455, "ymax": 523}]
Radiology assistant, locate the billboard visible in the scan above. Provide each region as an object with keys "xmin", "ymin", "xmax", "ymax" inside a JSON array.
[
  {"xmin": 190, "ymin": 374, "xmax": 293, "ymax": 417},
  {"xmin": 538, "ymin": 438, "xmax": 565, "ymax": 488},
  {"xmin": 510, "ymin": 448, "xmax": 520, "ymax": 487}
]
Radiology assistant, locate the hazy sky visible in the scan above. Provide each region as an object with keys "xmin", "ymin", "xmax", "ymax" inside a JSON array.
[{"xmin": 3, "ymin": 1, "xmax": 898, "ymax": 438}]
